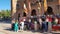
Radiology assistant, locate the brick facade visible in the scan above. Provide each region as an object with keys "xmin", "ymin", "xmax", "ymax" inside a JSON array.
[{"xmin": 11, "ymin": 0, "xmax": 60, "ymax": 23}]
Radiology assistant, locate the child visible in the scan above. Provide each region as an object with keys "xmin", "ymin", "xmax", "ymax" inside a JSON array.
[{"xmin": 14, "ymin": 20, "xmax": 18, "ymax": 32}]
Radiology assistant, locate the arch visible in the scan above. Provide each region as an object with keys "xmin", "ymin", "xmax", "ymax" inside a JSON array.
[
  {"xmin": 45, "ymin": 6, "xmax": 54, "ymax": 15},
  {"xmin": 23, "ymin": 12, "xmax": 26, "ymax": 17},
  {"xmin": 31, "ymin": 9, "xmax": 37, "ymax": 16}
]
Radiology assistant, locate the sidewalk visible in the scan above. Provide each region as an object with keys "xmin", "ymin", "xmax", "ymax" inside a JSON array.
[
  {"xmin": 0, "ymin": 32, "xmax": 6, "ymax": 34},
  {"xmin": 0, "ymin": 23, "xmax": 60, "ymax": 34},
  {"xmin": 0, "ymin": 23, "xmax": 41, "ymax": 34}
]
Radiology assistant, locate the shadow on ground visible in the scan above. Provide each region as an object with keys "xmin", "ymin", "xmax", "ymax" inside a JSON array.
[{"xmin": 4, "ymin": 28, "xmax": 12, "ymax": 31}]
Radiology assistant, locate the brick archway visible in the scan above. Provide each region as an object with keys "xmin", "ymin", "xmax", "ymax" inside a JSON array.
[
  {"xmin": 23, "ymin": 12, "xmax": 26, "ymax": 17},
  {"xmin": 31, "ymin": 9, "xmax": 37, "ymax": 16},
  {"xmin": 45, "ymin": 6, "xmax": 54, "ymax": 15}
]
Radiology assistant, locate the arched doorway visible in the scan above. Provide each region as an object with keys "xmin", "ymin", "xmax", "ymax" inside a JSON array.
[
  {"xmin": 45, "ymin": 6, "xmax": 54, "ymax": 15},
  {"xmin": 31, "ymin": 9, "xmax": 37, "ymax": 22},
  {"xmin": 23, "ymin": 12, "xmax": 26, "ymax": 17},
  {"xmin": 31, "ymin": 9, "xmax": 37, "ymax": 16}
]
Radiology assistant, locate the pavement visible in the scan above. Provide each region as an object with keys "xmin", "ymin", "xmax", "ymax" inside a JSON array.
[
  {"xmin": 0, "ymin": 21, "xmax": 60, "ymax": 34},
  {"xmin": 0, "ymin": 22, "xmax": 41, "ymax": 34}
]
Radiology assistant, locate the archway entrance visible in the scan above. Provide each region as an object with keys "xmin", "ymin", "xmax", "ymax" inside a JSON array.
[
  {"xmin": 45, "ymin": 6, "xmax": 54, "ymax": 15},
  {"xmin": 31, "ymin": 9, "xmax": 37, "ymax": 22},
  {"xmin": 31, "ymin": 9, "xmax": 37, "ymax": 16},
  {"xmin": 23, "ymin": 12, "xmax": 26, "ymax": 17}
]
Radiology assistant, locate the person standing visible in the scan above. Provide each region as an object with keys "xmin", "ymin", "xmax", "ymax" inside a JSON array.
[
  {"xmin": 14, "ymin": 20, "xmax": 18, "ymax": 32},
  {"xmin": 34, "ymin": 21, "xmax": 37, "ymax": 31},
  {"xmin": 20, "ymin": 20, "xmax": 24, "ymax": 31},
  {"xmin": 39, "ymin": 18, "xmax": 42, "ymax": 30},
  {"xmin": 46, "ymin": 17, "xmax": 49, "ymax": 32},
  {"xmin": 42, "ymin": 18, "xmax": 47, "ymax": 32},
  {"xmin": 47, "ymin": 15, "xmax": 52, "ymax": 32},
  {"xmin": 28, "ymin": 19, "xmax": 31, "ymax": 30},
  {"xmin": 55, "ymin": 17, "xmax": 58, "ymax": 24}
]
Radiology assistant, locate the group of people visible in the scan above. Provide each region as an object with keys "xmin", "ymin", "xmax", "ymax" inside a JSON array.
[{"xmin": 11, "ymin": 15, "xmax": 60, "ymax": 32}]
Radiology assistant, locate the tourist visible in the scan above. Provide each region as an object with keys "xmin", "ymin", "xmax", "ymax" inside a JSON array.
[
  {"xmin": 52, "ymin": 16, "xmax": 55, "ymax": 25},
  {"xmin": 42, "ymin": 18, "xmax": 47, "ymax": 32},
  {"xmin": 18, "ymin": 21, "xmax": 21, "ymax": 30},
  {"xmin": 55, "ymin": 17, "xmax": 58, "ymax": 24},
  {"xmin": 58, "ymin": 16, "xmax": 60, "ymax": 24},
  {"xmin": 39, "ymin": 17, "xmax": 42, "ymax": 30},
  {"xmin": 28, "ymin": 19, "xmax": 31, "ymax": 30},
  {"xmin": 46, "ymin": 16, "xmax": 49, "ymax": 32},
  {"xmin": 20, "ymin": 20, "xmax": 24, "ymax": 31},
  {"xmin": 48, "ymin": 15, "xmax": 52, "ymax": 32},
  {"xmin": 11, "ymin": 19, "xmax": 15, "ymax": 30},
  {"xmin": 14, "ymin": 20, "xmax": 18, "ymax": 32},
  {"xmin": 34, "ymin": 21, "xmax": 37, "ymax": 31}
]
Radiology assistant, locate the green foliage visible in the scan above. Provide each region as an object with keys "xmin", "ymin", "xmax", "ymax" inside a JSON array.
[{"xmin": 0, "ymin": 10, "xmax": 11, "ymax": 18}]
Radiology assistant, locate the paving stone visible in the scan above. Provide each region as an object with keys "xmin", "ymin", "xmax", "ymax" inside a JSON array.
[{"xmin": 0, "ymin": 32, "xmax": 6, "ymax": 34}]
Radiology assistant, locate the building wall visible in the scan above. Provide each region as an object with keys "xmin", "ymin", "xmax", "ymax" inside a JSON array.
[
  {"xmin": 58, "ymin": 0, "xmax": 60, "ymax": 14},
  {"xmin": 59, "ymin": 0, "xmax": 60, "ymax": 5},
  {"xmin": 16, "ymin": 0, "xmax": 44, "ymax": 17},
  {"xmin": 47, "ymin": 0, "xmax": 60, "ymax": 14},
  {"xmin": 17, "ymin": 0, "xmax": 60, "ymax": 19},
  {"xmin": 11, "ymin": 0, "xmax": 60, "ymax": 22}
]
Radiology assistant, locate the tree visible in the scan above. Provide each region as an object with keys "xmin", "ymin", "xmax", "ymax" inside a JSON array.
[{"xmin": 0, "ymin": 10, "xmax": 11, "ymax": 18}]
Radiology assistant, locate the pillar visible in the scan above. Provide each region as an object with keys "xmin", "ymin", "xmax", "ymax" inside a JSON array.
[
  {"xmin": 59, "ymin": 0, "xmax": 60, "ymax": 14},
  {"xmin": 44, "ymin": 0, "xmax": 47, "ymax": 14},
  {"xmin": 38, "ymin": 2, "xmax": 42, "ymax": 16},
  {"xmin": 19, "ymin": 1, "xmax": 24, "ymax": 18},
  {"xmin": 26, "ymin": 0, "xmax": 31, "ymax": 17},
  {"xmin": 11, "ymin": 0, "xmax": 17, "ymax": 23},
  {"xmin": 59, "ymin": 0, "xmax": 60, "ymax": 5},
  {"xmin": 41, "ymin": 2, "xmax": 44, "ymax": 15}
]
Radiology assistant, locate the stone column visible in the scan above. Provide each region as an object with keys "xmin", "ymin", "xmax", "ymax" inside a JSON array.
[
  {"xmin": 41, "ymin": 2, "xmax": 44, "ymax": 15},
  {"xmin": 59, "ymin": 0, "xmax": 60, "ymax": 5},
  {"xmin": 44, "ymin": 0, "xmax": 47, "ymax": 14},
  {"xmin": 26, "ymin": 0, "xmax": 31, "ymax": 17},
  {"xmin": 38, "ymin": 2, "xmax": 42, "ymax": 16},
  {"xmin": 19, "ymin": 0, "xmax": 24, "ymax": 19},
  {"xmin": 59, "ymin": 0, "xmax": 60, "ymax": 14},
  {"xmin": 11, "ymin": 0, "xmax": 17, "ymax": 23}
]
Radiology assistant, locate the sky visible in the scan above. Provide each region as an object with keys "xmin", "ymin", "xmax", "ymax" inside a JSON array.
[{"xmin": 0, "ymin": 0, "xmax": 11, "ymax": 10}]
